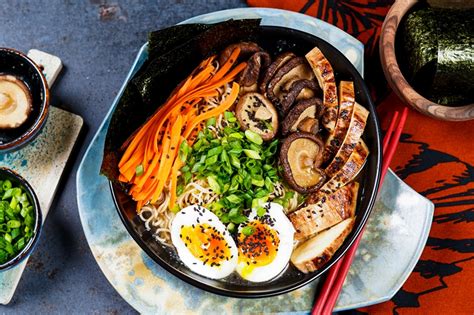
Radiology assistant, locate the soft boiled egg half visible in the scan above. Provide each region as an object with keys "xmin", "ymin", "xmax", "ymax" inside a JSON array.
[
  {"xmin": 236, "ymin": 202, "xmax": 295, "ymax": 282},
  {"xmin": 171, "ymin": 205, "xmax": 238, "ymax": 279}
]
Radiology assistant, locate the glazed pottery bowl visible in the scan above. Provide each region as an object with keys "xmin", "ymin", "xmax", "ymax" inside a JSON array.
[
  {"xmin": 0, "ymin": 48, "xmax": 50, "ymax": 152},
  {"xmin": 0, "ymin": 167, "xmax": 42, "ymax": 271}
]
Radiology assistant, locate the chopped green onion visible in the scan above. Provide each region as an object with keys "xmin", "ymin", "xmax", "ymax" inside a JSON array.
[
  {"xmin": 242, "ymin": 226, "xmax": 255, "ymax": 236},
  {"xmin": 226, "ymin": 194, "xmax": 242, "ymax": 204},
  {"xmin": 179, "ymin": 140, "xmax": 191, "ymax": 162},
  {"xmin": 179, "ymin": 112, "xmax": 284, "ymax": 226},
  {"xmin": 4, "ymin": 233, "xmax": 12, "ymax": 243},
  {"xmin": 227, "ymin": 223, "xmax": 236, "ymax": 233},
  {"xmin": 224, "ymin": 111, "xmax": 234, "ymax": 120},
  {"xmin": 0, "ymin": 177, "xmax": 35, "ymax": 264},
  {"xmin": 171, "ymin": 204, "xmax": 180, "ymax": 213},
  {"xmin": 206, "ymin": 117, "xmax": 216, "ymax": 127},
  {"xmin": 2, "ymin": 180, "xmax": 11, "ymax": 191},
  {"xmin": 228, "ymin": 132, "xmax": 243, "ymax": 139},
  {"xmin": 135, "ymin": 164, "xmax": 144, "ymax": 177},
  {"xmin": 207, "ymin": 146, "xmax": 223, "ymax": 157},
  {"xmin": 251, "ymin": 177, "xmax": 265, "ymax": 187},
  {"xmin": 7, "ymin": 220, "xmax": 20, "ymax": 229},
  {"xmin": 244, "ymin": 130, "xmax": 263, "ymax": 145},
  {"xmin": 207, "ymin": 176, "xmax": 221, "ymax": 194},
  {"xmin": 243, "ymin": 149, "xmax": 261, "ymax": 160},
  {"xmin": 230, "ymin": 155, "xmax": 241, "ymax": 169},
  {"xmin": 257, "ymin": 206, "xmax": 267, "ymax": 217}
]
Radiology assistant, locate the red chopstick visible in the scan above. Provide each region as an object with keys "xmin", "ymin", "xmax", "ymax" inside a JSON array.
[{"xmin": 312, "ymin": 107, "xmax": 409, "ymax": 315}]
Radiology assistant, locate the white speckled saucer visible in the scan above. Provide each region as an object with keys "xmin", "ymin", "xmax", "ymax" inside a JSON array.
[{"xmin": 76, "ymin": 8, "xmax": 434, "ymax": 314}]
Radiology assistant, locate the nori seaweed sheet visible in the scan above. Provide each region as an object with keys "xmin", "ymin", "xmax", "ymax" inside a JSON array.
[
  {"xmin": 400, "ymin": 7, "xmax": 474, "ymax": 106},
  {"xmin": 101, "ymin": 19, "xmax": 261, "ymax": 181},
  {"xmin": 431, "ymin": 8, "xmax": 474, "ymax": 105},
  {"xmin": 402, "ymin": 7, "xmax": 437, "ymax": 81},
  {"xmin": 147, "ymin": 24, "xmax": 214, "ymax": 60}
]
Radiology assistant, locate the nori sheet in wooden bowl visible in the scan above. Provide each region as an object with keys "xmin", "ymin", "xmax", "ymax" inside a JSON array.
[
  {"xmin": 100, "ymin": 19, "xmax": 261, "ymax": 182},
  {"xmin": 398, "ymin": 6, "xmax": 474, "ymax": 106},
  {"xmin": 431, "ymin": 8, "xmax": 474, "ymax": 105}
]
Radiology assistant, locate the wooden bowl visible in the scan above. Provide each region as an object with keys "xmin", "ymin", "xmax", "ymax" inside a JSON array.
[{"xmin": 379, "ymin": 0, "xmax": 474, "ymax": 121}]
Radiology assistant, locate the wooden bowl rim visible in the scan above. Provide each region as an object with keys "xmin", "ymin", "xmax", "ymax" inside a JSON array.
[{"xmin": 379, "ymin": 0, "xmax": 474, "ymax": 121}]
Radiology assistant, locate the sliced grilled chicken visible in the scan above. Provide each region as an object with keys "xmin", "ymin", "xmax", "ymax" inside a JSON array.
[
  {"xmin": 325, "ymin": 103, "xmax": 369, "ymax": 178},
  {"xmin": 323, "ymin": 81, "xmax": 355, "ymax": 163},
  {"xmin": 305, "ymin": 47, "xmax": 338, "ymax": 133},
  {"xmin": 290, "ymin": 182, "xmax": 359, "ymax": 241},
  {"xmin": 289, "ymin": 140, "xmax": 368, "ymax": 241},
  {"xmin": 291, "ymin": 218, "xmax": 355, "ymax": 273},
  {"xmin": 318, "ymin": 140, "xmax": 369, "ymax": 197}
]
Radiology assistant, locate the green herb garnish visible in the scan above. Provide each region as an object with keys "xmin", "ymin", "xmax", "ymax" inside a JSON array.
[{"xmin": 178, "ymin": 111, "xmax": 282, "ymax": 225}]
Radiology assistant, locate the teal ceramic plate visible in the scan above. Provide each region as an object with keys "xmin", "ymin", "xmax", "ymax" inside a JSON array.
[{"xmin": 77, "ymin": 8, "xmax": 434, "ymax": 313}]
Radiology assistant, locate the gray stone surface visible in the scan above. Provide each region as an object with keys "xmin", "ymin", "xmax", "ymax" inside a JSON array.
[{"xmin": 0, "ymin": 0, "xmax": 245, "ymax": 313}]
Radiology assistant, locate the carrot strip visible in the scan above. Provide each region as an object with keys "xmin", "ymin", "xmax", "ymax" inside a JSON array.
[
  {"xmin": 210, "ymin": 47, "xmax": 241, "ymax": 82},
  {"xmin": 118, "ymin": 56, "xmax": 247, "ymax": 210},
  {"xmin": 183, "ymin": 82, "xmax": 240, "ymax": 139},
  {"xmin": 153, "ymin": 115, "xmax": 183, "ymax": 200},
  {"xmin": 118, "ymin": 122, "xmax": 151, "ymax": 168},
  {"xmin": 169, "ymin": 158, "xmax": 183, "ymax": 210}
]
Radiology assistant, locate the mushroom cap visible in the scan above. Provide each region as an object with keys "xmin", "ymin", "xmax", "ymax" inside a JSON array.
[
  {"xmin": 239, "ymin": 51, "xmax": 271, "ymax": 94},
  {"xmin": 297, "ymin": 117, "xmax": 320, "ymax": 135},
  {"xmin": 259, "ymin": 52, "xmax": 295, "ymax": 94},
  {"xmin": 235, "ymin": 92, "xmax": 279, "ymax": 141},
  {"xmin": 0, "ymin": 74, "xmax": 32, "ymax": 129},
  {"xmin": 279, "ymin": 132, "xmax": 326, "ymax": 194},
  {"xmin": 281, "ymin": 97, "xmax": 322, "ymax": 136},
  {"xmin": 218, "ymin": 42, "xmax": 262, "ymax": 65},
  {"xmin": 266, "ymin": 57, "xmax": 316, "ymax": 114},
  {"xmin": 280, "ymin": 79, "xmax": 321, "ymax": 114}
]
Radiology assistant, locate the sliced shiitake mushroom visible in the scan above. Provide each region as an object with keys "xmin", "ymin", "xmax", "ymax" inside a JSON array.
[
  {"xmin": 235, "ymin": 92, "xmax": 278, "ymax": 141},
  {"xmin": 266, "ymin": 57, "xmax": 316, "ymax": 113},
  {"xmin": 239, "ymin": 52, "xmax": 271, "ymax": 94},
  {"xmin": 280, "ymin": 79, "xmax": 321, "ymax": 114},
  {"xmin": 298, "ymin": 117, "xmax": 319, "ymax": 134},
  {"xmin": 259, "ymin": 52, "xmax": 295, "ymax": 94},
  {"xmin": 0, "ymin": 75, "xmax": 32, "ymax": 129},
  {"xmin": 279, "ymin": 132, "xmax": 326, "ymax": 193},
  {"xmin": 218, "ymin": 42, "xmax": 262, "ymax": 65},
  {"xmin": 281, "ymin": 97, "xmax": 322, "ymax": 136}
]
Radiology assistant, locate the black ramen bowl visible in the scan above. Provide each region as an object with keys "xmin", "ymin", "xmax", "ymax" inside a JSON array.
[
  {"xmin": 110, "ymin": 26, "xmax": 381, "ymax": 297},
  {"xmin": 0, "ymin": 48, "xmax": 50, "ymax": 153},
  {"xmin": 0, "ymin": 167, "xmax": 42, "ymax": 271}
]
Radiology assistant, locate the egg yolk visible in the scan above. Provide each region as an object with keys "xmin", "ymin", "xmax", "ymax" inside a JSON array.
[
  {"xmin": 238, "ymin": 220, "xmax": 280, "ymax": 278},
  {"xmin": 180, "ymin": 223, "xmax": 232, "ymax": 267}
]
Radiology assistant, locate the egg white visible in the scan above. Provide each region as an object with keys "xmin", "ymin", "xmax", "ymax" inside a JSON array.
[
  {"xmin": 236, "ymin": 202, "xmax": 295, "ymax": 282},
  {"xmin": 171, "ymin": 205, "xmax": 238, "ymax": 279}
]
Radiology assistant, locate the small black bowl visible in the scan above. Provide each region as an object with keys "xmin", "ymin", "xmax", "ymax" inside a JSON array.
[
  {"xmin": 0, "ymin": 167, "xmax": 42, "ymax": 271},
  {"xmin": 0, "ymin": 48, "xmax": 49, "ymax": 153},
  {"xmin": 111, "ymin": 25, "xmax": 381, "ymax": 297}
]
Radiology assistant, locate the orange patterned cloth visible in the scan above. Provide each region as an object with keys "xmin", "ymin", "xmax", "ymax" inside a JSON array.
[{"xmin": 248, "ymin": 1, "xmax": 474, "ymax": 314}]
